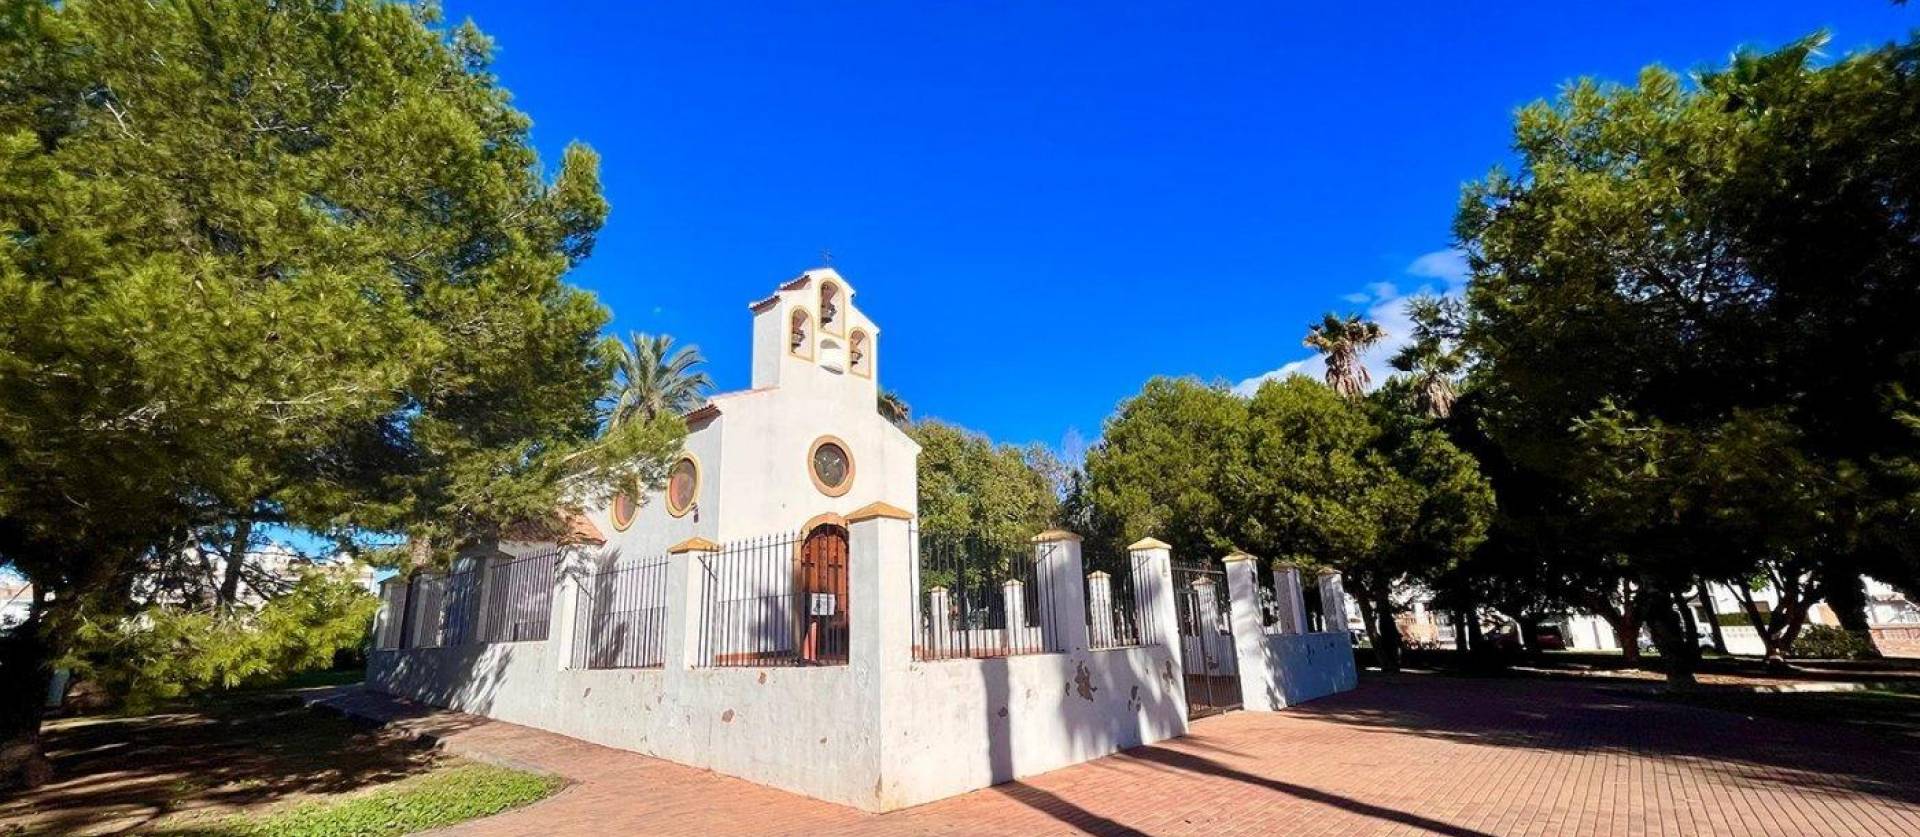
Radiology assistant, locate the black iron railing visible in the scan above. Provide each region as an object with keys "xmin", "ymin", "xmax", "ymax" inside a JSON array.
[
  {"xmin": 697, "ymin": 531, "xmax": 848, "ymax": 667},
  {"xmin": 574, "ymin": 553, "xmax": 669, "ymax": 669},
  {"xmin": 915, "ymin": 531, "xmax": 1060, "ymax": 660},
  {"xmin": 478, "ymin": 550, "xmax": 557, "ymax": 643},
  {"xmin": 1084, "ymin": 549, "xmax": 1149, "ymax": 650}
]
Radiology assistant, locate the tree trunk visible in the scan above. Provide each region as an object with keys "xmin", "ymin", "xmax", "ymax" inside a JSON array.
[
  {"xmin": 1588, "ymin": 580, "xmax": 1641, "ymax": 665},
  {"xmin": 1614, "ymin": 610, "xmax": 1642, "ymax": 666},
  {"xmin": 1465, "ymin": 610, "xmax": 1489, "ymax": 668},
  {"xmin": 1642, "ymin": 588, "xmax": 1698, "ymax": 686},
  {"xmin": 1821, "ymin": 569, "xmax": 1880, "ymax": 658},
  {"xmin": 1679, "ymin": 596, "xmax": 1701, "ymax": 654},
  {"xmin": 1373, "ymin": 588, "xmax": 1403, "ymax": 674},
  {"xmin": 1354, "ymin": 594, "xmax": 1381, "ymax": 662},
  {"xmin": 1698, "ymin": 583, "xmax": 1729, "ymax": 655},
  {"xmin": 1452, "ymin": 610, "xmax": 1469, "ymax": 654},
  {"xmin": 0, "ymin": 597, "xmax": 54, "ymax": 790},
  {"xmin": 217, "ymin": 517, "xmax": 254, "ymax": 611},
  {"xmin": 1517, "ymin": 615, "xmax": 1542, "ymax": 655}
]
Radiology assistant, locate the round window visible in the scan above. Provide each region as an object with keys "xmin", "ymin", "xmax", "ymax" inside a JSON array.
[
  {"xmin": 808, "ymin": 437, "xmax": 854, "ymax": 497},
  {"xmin": 610, "ymin": 492, "xmax": 637, "ymax": 531},
  {"xmin": 666, "ymin": 456, "xmax": 699, "ymax": 517}
]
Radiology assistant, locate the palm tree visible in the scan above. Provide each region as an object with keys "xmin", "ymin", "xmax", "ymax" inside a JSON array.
[
  {"xmin": 1303, "ymin": 313, "xmax": 1385, "ymax": 400},
  {"xmin": 1390, "ymin": 338, "xmax": 1463, "ymax": 418},
  {"xmin": 608, "ymin": 332, "xmax": 713, "ymax": 427},
  {"xmin": 877, "ymin": 390, "xmax": 911, "ymax": 427}
]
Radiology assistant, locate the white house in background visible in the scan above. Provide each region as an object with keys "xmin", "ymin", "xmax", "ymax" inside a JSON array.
[
  {"xmin": 1397, "ymin": 574, "xmax": 1920, "ymax": 656},
  {"xmin": 143, "ymin": 544, "xmax": 378, "ymax": 609},
  {"xmin": 368, "ymin": 268, "xmax": 1358, "ymax": 812}
]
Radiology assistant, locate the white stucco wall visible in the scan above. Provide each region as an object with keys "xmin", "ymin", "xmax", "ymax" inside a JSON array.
[
  {"xmin": 368, "ymin": 644, "xmax": 883, "ymax": 808},
  {"xmin": 369, "ymin": 640, "xmax": 1186, "ymax": 812},
  {"xmin": 1253, "ymin": 632, "xmax": 1359, "ymax": 708},
  {"xmin": 877, "ymin": 646, "xmax": 1187, "ymax": 809}
]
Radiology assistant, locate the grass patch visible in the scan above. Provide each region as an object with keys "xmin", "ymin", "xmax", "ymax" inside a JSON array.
[{"xmin": 152, "ymin": 763, "xmax": 562, "ymax": 837}]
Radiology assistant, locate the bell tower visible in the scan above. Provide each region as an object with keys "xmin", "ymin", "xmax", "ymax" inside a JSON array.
[{"xmin": 748, "ymin": 268, "xmax": 880, "ymax": 402}]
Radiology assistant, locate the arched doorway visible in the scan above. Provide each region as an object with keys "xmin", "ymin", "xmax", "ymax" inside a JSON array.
[{"xmin": 796, "ymin": 524, "xmax": 849, "ymax": 664}]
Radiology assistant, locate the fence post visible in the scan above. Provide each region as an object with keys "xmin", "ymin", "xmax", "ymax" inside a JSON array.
[
  {"xmin": 1002, "ymin": 579, "xmax": 1026, "ymax": 654},
  {"xmin": 1223, "ymin": 551, "xmax": 1279, "ymax": 711},
  {"xmin": 927, "ymin": 586, "xmax": 951, "ymax": 652},
  {"xmin": 1031, "ymin": 530, "xmax": 1089, "ymax": 654},
  {"xmin": 666, "ymin": 537, "xmax": 721, "ymax": 669},
  {"xmin": 1273, "ymin": 564, "xmax": 1307, "ymax": 635},
  {"xmin": 848, "ymin": 502, "xmax": 915, "ymax": 674},
  {"xmin": 1129, "ymin": 538, "xmax": 1180, "ymax": 652},
  {"xmin": 550, "ymin": 545, "xmax": 592, "ymax": 670},
  {"xmin": 1317, "ymin": 570, "xmax": 1351, "ymax": 635},
  {"xmin": 373, "ymin": 578, "xmax": 399, "ymax": 650},
  {"xmin": 1086, "ymin": 571, "xmax": 1115, "ymax": 649}
]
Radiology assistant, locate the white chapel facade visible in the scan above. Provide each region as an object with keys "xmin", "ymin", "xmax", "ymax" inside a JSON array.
[{"xmin": 582, "ymin": 267, "xmax": 920, "ymax": 560}]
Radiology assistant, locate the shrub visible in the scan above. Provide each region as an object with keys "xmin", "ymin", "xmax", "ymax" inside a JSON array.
[
  {"xmin": 1789, "ymin": 625, "xmax": 1875, "ymax": 660},
  {"xmin": 63, "ymin": 570, "xmax": 377, "ymax": 712}
]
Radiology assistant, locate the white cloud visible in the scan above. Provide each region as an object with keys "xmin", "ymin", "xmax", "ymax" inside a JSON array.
[
  {"xmin": 1405, "ymin": 248, "xmax": 1470, "ymax": 290},
  {"xmin": 1232, "ymin": 249, "xmax": 1467, "ymax": 397}
]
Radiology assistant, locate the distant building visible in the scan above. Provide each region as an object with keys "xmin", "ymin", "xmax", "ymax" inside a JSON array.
[{"xmin": 1, "ymin": 579, "xmax": 31, "ymax": 630}]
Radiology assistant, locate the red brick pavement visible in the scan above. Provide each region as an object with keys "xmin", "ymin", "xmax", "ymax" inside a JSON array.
[{"xmin": 315, "ymin": 675, "xmax": 1920, "ymax": 836}]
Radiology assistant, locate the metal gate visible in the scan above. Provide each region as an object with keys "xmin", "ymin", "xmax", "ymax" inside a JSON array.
[{"xmin": 1173, "ymin": 561, "xmax": 1241, "ymax": 719}]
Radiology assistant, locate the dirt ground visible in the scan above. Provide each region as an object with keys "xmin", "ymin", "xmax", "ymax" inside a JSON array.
[{"xmin": 0, "ymin": 690, "xmax": 444, "ymax": 836}]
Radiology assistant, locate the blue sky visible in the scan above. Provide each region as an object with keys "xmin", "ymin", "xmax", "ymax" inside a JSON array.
[{"xmin": 448, "ymin": 1, "xmax": 1916, "ymax": 457}]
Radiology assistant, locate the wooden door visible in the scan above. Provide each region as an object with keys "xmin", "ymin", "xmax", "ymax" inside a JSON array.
[{"xmin": 797, "ymin": 525, "xmax": 849, "ymax": 664}]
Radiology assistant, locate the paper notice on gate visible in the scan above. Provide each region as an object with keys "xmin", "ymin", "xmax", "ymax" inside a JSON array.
[{"xmin": 810, "ymin": 593, "xmax": 837, "ymax": 617}]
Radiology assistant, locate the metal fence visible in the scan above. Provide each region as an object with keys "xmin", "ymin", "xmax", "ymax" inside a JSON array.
[
  {"xmin": 915, "ymin": 531, "xmax": 1062, "ymax": 660},
  {"xmin": 478, "ymin": 550, "xmax": 557, "ymax": 643},
  {"xmin": 1083, "ymin": 549, "xmax": 1150, "ymax": 650},
  {"xmin": 1303, "ymin": 580, "xmax": 1328, "ymax": 633},
  {"xmin": 574, "ymin": 553, "xmax": 671, "ymax": 669},
  {"xmin": 394, "ymin": 555, "xmax": 540, "ymax": 650},
  {"xmin": 400, "ymin": 567, "xmax": 481, "ymax": 649},
  {"xmin": 377, "ymin": 579, "xmax": 408, "ymax": 649},
  {"xmin": 697, "ymin": 531, "xmax": 849, "ymax": 667}
]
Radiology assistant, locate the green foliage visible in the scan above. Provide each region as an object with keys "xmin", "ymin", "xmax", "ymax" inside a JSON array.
[
  {"xmin": 1303, "ymin": 313, "xmax": 1386, "ymax": 400},
  {"xmin": 910, "ymin": 420, "xmax": 1060, "ymax": 545},
  {"xmin": 0, "ymin": 0, "xmax": 679, "ymax": 758},
  {"xmin": 61, "ymin": 570, "xmax": 377, "ymax": 713},
  {"xmin": 155, "ymin": 763, "xmax": 562, "ymax": 837},
  {"xmin": 1789, "ymin": 626, "xmax": 1876, "ymax": 660},
  {"xmin": 1080, "ymin": 375, "xmax": 1491, "ymax": 585},
  {"xmin": 1452, "ymin": 32, "xmax": 1920, "ymax": 670},
  {"xmin": 1078, "ymin": 378, "xmax": 1249, "ymax": 560},
  {"xmin": 607, "ymin": 332, "xmax": 713, "ymax": 428}
]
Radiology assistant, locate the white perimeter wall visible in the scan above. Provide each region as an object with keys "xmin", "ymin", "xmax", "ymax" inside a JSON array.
[
  {"xmin": 370, "ymin": 520, "xmax": 1356, "ymax": 812},
  {"xmin": 878, "ymin": 645, "xmax": 1186, "ymax": 809},
  {"xmin": 1247, "ymin": 632, "xmax": 1358, "ymax": 709},
  {"xmin": 369, "ymin": 643, "xmax": 882, "ymax": 808},
  {"xmin": 368, "ymin": 640, "xmax": 1184, "ymax": 811}
]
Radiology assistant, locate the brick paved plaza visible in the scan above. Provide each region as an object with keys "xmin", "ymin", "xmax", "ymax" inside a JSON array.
[{"xmin": 382, "ymin": 674, "xmax": 1920, "ymax": 836}]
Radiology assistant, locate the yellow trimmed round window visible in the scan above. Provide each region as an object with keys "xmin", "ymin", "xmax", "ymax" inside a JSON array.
[
  {"xmin": 808, "ymin": 436, "xmax": 854, "ymax": 497},
  {"xmin": 666, "ymin": 456, "xmax": 699, "ymax": 517},
  {"xmin": 610, "ymin": 492, "xmax": 637, "ymax": 531}
]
